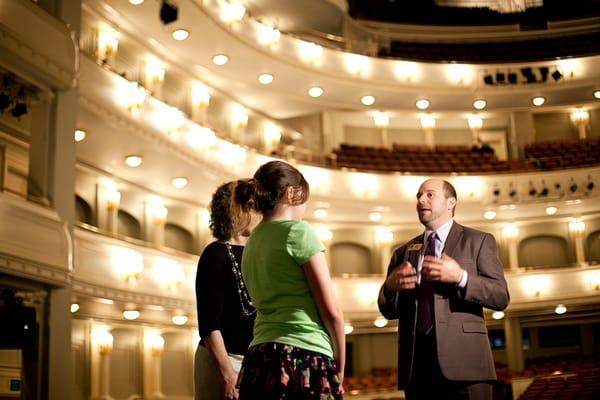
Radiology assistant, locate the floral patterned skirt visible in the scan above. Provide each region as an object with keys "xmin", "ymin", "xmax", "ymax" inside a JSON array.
[{"xmin": 237, "ymin": 342, "xmax": 343, "ymax": 400}]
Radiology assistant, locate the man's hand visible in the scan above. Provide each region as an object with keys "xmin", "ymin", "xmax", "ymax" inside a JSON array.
[
  {"xmin": 224, "ymin": 371, "xmax": 239, "ymax": 399},
  {"xmin": 422, "ymin": 253, "xmax": 464, "ymax": 284},
  {"xmin": 384, "ymin": 261, "xmax": 417, "ymax": 291}
]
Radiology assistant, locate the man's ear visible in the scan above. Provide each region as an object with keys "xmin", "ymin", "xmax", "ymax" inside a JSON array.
[{"xmin": 448, "ymin": 197, "xmax": 456, "ymax": 210}]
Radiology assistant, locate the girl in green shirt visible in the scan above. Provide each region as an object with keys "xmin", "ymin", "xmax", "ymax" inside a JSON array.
[{"xmin": 235, "ymin": 160, "xmax": 345, "ymax": 399}]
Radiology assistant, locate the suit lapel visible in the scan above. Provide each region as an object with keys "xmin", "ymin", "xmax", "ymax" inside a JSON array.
[{"xmin": 442, "ymin": 221, "xmax": 464, "ymax": 259}]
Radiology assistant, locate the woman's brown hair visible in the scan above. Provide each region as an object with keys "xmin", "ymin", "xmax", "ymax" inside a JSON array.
[{"xmin": 235, "ymin": 161, "xmax": 309, "ymax": 214}]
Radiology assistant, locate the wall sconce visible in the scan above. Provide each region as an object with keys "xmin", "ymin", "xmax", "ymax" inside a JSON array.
[
  {"xmin": 373, "ymin": 316, "xmax": 388, "ymax": 328},
  {"xmin": 191, "ymin": 82, "xmax": 210, "ymax": 121},
  {"xmin": 230, "ymin": 106, "xmax": 248, "ymax": 131},
  {"xmin": 502, "ymin": 225, "xmax": 519, "ymax": 240},
  {"xmin": 96, "ymin": 27, "xmax": 119, "ymax": 63},
  {"xmin": 148, "ymin": 197, "xmax": 168, "ymax": 225},
  {"xmin": 215, "ymin": 142, "xmax": 247, "ymax": 166},
  {"xmin": 144, "ymin": 56, "xmax": 166, "ymax": 92},
  {"xmin": 258, "ymin": 24, "xmax": 280, "ymax": 47},
  {"xmin": 147, "ymin": 333, "xmax": 165, "ymax": 356},
  {"xmin": 349, "ymin": 172, "xmax": 379, "ymax": 199},
  {"xmin": 395, "ymin": 61, "xmax": 419, "ymax": 81},
  {"xmin": 187, "ymin": 126, "xmax": 217, "ymax": 150},
  {"xmin": 571, "ymin": 108, "xmax": 590, "ymax": 139},
  {"xmin": 112, "ymin": 247, "xmax": 144, "ymax": 283},
  {"xmin": 106, "ymin": 188, "xmax": 121, "ymax": 210},
  {"xmin": 588, "ymin": 273, "xmax": 600, "ymax": 291},
  {"xmin": 220, "ymin": 1, "xmax": 246, "ymax": 24},
  {"xmin": 95, "ymin": 327, "xmax": 114, "ymax": 355},
  {"xmin": 523, "ymin": 275, "xmax": 549, "ymax": 298},
  {"xmin": 420, "ymin": 114, "xmax": 436, "ymax": 130},
  {"xmin": 568, "ymin": 219, "xmax": 585, "ymax": 236},
  {"xmin": 346, "ymin": 54, "xmax": 369, "ymax": 75},
  {"xmin": 124, "ymin": 81, "xmax": 147, "ymax": 113},
  {"xmin": 262, "ymin": 123, "xmax": 281, "ymax": 153},
  {"xmin": 315, "ymin": 225, "xmax": 333, "ymax": 243},
  {"xmin": 298, "ymin": 41, "xmax": 323, "ymax": 64},
  {"xmin": 154, "ymin": 258, "xmax": 185, "ymax": 289},
  {"xmin": 447, "ymin": 64, "xmax": 472, "ymax": 85},
  {"xmin": 375, "ymin": 227, "xmax": 394, "ymax": 245},
  {"xmin": 373, "ymin": 111, "xmax": 389, "ymax": 130},
  {"xmin": 197, "ymin": 208, "xmax": 210, "ymax": 229}
]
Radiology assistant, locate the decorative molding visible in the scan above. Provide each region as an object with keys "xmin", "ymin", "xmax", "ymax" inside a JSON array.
[
  {"xmin": 0, "ymin": 251, "xmax": 70, "ymax": 285},
  {"xmin": 72, "ymin": 279, "xmax": 195, "ymax": 312}
]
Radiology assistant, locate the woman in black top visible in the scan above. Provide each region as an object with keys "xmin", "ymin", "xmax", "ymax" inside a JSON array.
[{"xmin": 195, "ymin": 180, "xmax": 260, "ymax": 400}]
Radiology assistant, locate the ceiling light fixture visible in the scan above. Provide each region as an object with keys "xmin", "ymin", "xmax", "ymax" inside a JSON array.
[
  {"xmin": 171, "ymin": 314, "xmax": 188, "ymax": 325},
  {"xmin": 171, "ymin": 29, "xmax": 189, "ymax": 41},
  {"xmin": 123, "ymin": 309, "xmax": 141, "ymax": 320},
  {"xmin": 212, "ymin": 54, "xmax": 229, "ymax": 66},
  {"xmin": 554, "ymin": 304, "xmax": 567, "ymax": 315},
  {"xmin": 484, "ymin": 210, "xmax": 496, "ymax": 220},
  {"xmin": 314, "ymin": 208, "xmax": 327, "ymax": 219},
  {"xmin": 258, "ymin": 73, "xmax": 274, "ymax": 85},
  {"xmin": 74, "ymin": 129, "xmax": 86, "ymax": 142},
  {"xmin": 125, "ymin": 155, "xmax": 143, "ymax": 168},
  {"xmin": 171, "ymin": 177, "xmax": 188, "ymax": 188},
  {"xmin": 491, "ymin": 311, "xmax": 504, "ymax": 320},
  {"xmin": 545, "ymin": 206, "xmax": 557, "ymax": 215},
  {"xmin": 415, "ymin": 99, "xmax": 430, "ymax": 110},
  {"xmin": 532, "ymin": 96, "xmax": 545, "ymax": 106},
  {"xmin": 70, "ymin": 303, "xmax": 80, "ymax": 313},
  {"xmin": 368, "ymin": 211, "xmax": 382, "ymax": 222},
  {"xmin": 594, "ymin": 90, "xmax": 600, "ymax": 99},
  {"xmin": 361, "ymin": 95, "xmax": 375, "ymax": 106},
  {"xmin": 308, "ymin": 87, "xmax": 323, "ymax": 98},
  {"xmin": 129, "ymin": 0, "xmax": 144, "ymax": 4},
  {"xmin": 473, "ymin": 99, "xmax": 487, "ymax": 110},
  {"xmin": 373, "ymin": 317, "xmax": 388, "ymax": 328},
  {"xmin": 344, "ymin": 323, "xmax": 354, "ymax": 335}
]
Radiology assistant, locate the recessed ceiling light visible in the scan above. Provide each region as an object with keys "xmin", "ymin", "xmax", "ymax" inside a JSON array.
[
  {"xmin": 532, "ymin": 96, "xmax": 545, "ymax": 106},
  {"xmin": 125, "ymin": 155, "xmax": 143, "ymax": 168},
  {"xmin": 129, "ymin": 0, "xmax": 144, "ymax": 4},
  {"xmin": 314, "ymin": 208, "xmax": 327, "ymax": 219},
  {"xmin": 545, "ymin": 206, "xmax": 557, "ymax": 215},
  {"xmin": 555, "ymin": 304, "xmax": 567, "ymax": 315},
  {"xmin": 361, "ymin": 95, "xmax": 375, "ymax": 106},
  {"xmin": 258, "ymin": 73, "xmax": 274, "ymax": 85},
  {"xmin": 171, "ymin": 314, "xmax": 188, "ymax": 325},
  {"xmin": 484, "ymin": 210, "xmax": 496, "ymax": 220},
  {"xmin": 473, "ymin": 99, "xmax": 487, "ymax": 110},
  {"xmin": 123, "ymin": 309, "xmax": 140, "ymax": 320},
  {"xmin": 308, "ymin": 87, "xmax": 323, "ymax": 98},
  {"xmin": 492, "ymin": 311, "xmax": 504, "ymax": 320},
  {"xmin": 368, "ymin": 211, "xmax": 382, "ymax": 222},
  {"xmin": 594, "ymin": 90, "xmax": 600, "ymax": 99},
  {"xmin": 70, "ymin": 303, "xmax": 80, "ymax": 313},
  {"xmin": 415, "ymin": 99, "xmax": 430, "ymax": 110},
  {"xmin": 171, "ymin": 177, "xmax": 188, "ymax": 188},
  {"xmin": 212, "ymin": 54, "xmax": 228, "ymax": 66},
  {"xmin": 344, "ymin": 323, "xmax": 354, "ymax": 335},
  {"xmin": 172, "ymin": 29, "xmax": 189, "ymax": 41},
  {"xmin": 74, "ymin": 129, "xmax": 86, "ymax": 142},
  {"xmin": 373, "ymin": 317, "xmax": 388, "ymax": 328}
]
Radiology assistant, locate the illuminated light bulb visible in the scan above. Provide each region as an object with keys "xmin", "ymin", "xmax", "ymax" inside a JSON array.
[
  {"xmin": 125, "ymin": 155, "xmax": 143, "ymax": 168},
  {"xmin": 532, "ymin": 96, "xmax": 545, "ymax": 106},
  {"xmin": 344, "ymin": 323, "xmax": 354, "ymax": 335},
  {"xmin": 361, "ymin": 95, "xmax": 375, "ymax": 106},
  {"xmin": 74, "ymin": 129, "xmax": 86, "ymax": 142},
  {"xmin": 373, "ymin": 112, "xmax": 389, "ymax": 128},
  {"xmin": 123, "ymin": 309, "xmax": 140, "ymax": 320},
  {"xmin": 484, "ymin": 210, "xmax": 496, "ymax": 220},
  {"xmin": 415, "ymin": 99, "xmax": 430, "ymax": 110},
  {"xmin": 171, "ymin": 314, "xmax": 189, "ymax": 326},
  {"xmin": 308, "ymin": 87, "xmax": 323, "ymax": 98},
  {"xmin": 171, "ymin": 177, "xmax": 188, "ymax": 189},
  {"xmin": 314, "ymin": 208, "xmax": 327, "ymax": 219},
  {"xmin": 468, "ymin": 115, "xmax": 483, "ymax": 130},
  {"xmin": 258, "ymin": 24, "xmax": 280, "ymax": 47},
  {"xmin": 473, "ymin": 99, "xmax": 487, "ymax": 110},
  {"xmin": 369, "ymin": 211, "xmax": 382, "ymax": 222},
  {"xmin": 258, "ymin": 73, "xmax": 274, "ymax": 85},
  {"xmin": 220, "ymin": 1, "xmax": 246, "ymax": 24},
  {"xmin": 374, "ymin": 316, "xmax": 388, "ymax": 328},
  {"xmin": 70, "ymin": 303, "xmax": 80, "ymax": 313},
  {"xmin": 545, "ymin": 206, "xmax": 557, "ymax": 215},
  {"xmin": 172, "ymin": 29, "xmax": 189, "ymax": 41},
  {"xmin": 554, "ymin": 304, "xmax": 567, "ymax": 314},
  {"xmin": 212, "ymin": 54, "xmax": 229, "ymax": 66},
  {"xmin": 492, "ymin": 311, "xmax": 504, "ymax": 320}
]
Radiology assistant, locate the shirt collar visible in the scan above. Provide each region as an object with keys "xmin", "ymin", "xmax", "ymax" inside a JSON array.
[{"xmin": 425, "ymin": 218, "xmax": 454, "ymax": 245}]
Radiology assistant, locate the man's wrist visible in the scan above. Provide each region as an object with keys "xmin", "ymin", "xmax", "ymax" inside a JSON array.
[{"xmin": 456, "ymin": 269, "xmax": 468, "ymax": 288}]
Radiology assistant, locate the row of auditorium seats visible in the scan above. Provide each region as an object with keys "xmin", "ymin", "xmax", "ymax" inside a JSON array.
[
  {"xmin": 525, "ymin": 137, "xmax": 600, "ymax": 170},
  {"xmin": 329, "ymin": 138, "xmax": 599, "ymax": 174},
  {"xmin": 518, "ymin": 370, "xmax": 600, "ymax": 400}
]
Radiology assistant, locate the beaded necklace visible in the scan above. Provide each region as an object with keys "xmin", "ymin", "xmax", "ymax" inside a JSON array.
[{"xmin": 224, "ymin": 242, "xmax": 256, "ymax": 317}]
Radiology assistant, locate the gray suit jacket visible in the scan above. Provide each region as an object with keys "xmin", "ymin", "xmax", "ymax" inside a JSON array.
[{"xmin": 378, "ymin": 222, "xmax": 509, "ymax": 388}]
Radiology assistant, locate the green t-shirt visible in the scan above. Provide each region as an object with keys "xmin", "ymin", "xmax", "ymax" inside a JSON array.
[{"xmin": 241, "ymin": 219, "xmax": 332, "ymax": 357}]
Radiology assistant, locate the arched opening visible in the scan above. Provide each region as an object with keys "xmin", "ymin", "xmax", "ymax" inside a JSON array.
[
  {"xmin": 117, "ymin": 210, "xmax": 142, "ymax": 240},
  {"xmin": 519, "ymin": 235, "xmax": 569, "ymax": 267},
  {"xmin": 330, "ymin": 242, "xmax": 372, "ymax": 275},
  {"xmin": 75, "ymin": 195, "xmax": 93, "ymax": 225},
  {"xmin": 164, "ymin": 223, "xmax": 194, "ymax": 253}
]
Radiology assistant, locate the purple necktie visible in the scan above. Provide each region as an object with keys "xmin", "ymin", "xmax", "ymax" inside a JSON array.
[{"xmin": 417, "ymin": 232, "xmax": 438, "ymax": 334}]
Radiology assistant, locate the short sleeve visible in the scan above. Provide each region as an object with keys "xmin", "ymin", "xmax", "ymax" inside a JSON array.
[{"xmin": 286, "ymin": 221, "xmax": 325, "ymax": 265}]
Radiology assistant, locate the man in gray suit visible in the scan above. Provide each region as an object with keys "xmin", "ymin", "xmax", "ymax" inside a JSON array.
[{"xmin": 378, "ymin": 179, "xmax": 509, "ymax": 400}]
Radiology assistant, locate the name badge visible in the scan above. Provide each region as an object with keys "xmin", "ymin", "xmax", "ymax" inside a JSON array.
[{"xmin": 408, "ymin": 243, "xmax": 423, "ymax": 251}]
